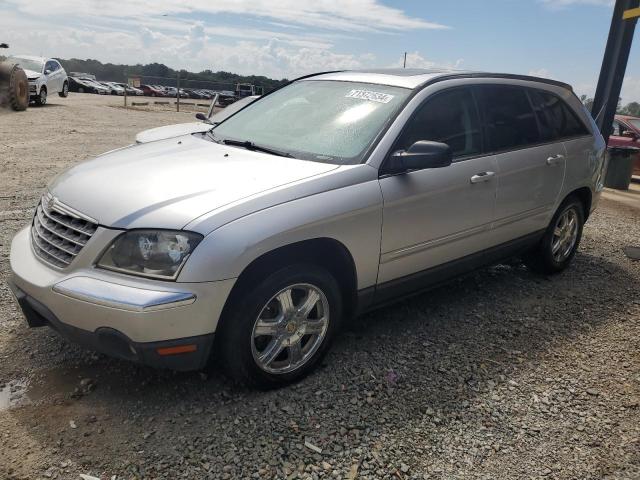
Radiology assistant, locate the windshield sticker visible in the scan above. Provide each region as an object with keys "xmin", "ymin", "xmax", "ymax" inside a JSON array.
[{"xmin": 345, "ymin": 89, "xmax": 394, "ymax": 104}]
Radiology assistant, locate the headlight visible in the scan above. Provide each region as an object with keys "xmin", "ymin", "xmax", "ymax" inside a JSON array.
[{"xmin": 97, "ymin": 230, "xmax": 203, "ymax": 280}]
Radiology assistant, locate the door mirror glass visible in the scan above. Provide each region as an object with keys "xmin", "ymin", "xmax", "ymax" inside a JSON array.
[{"xmin": 386, "ymin": 141, "xmax": 452, "ymax": 174}]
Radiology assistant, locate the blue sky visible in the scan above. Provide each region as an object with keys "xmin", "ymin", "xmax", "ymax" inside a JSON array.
[{"xmin": 2, "ymin": 0, "xmax": 639, "ymax": 102}]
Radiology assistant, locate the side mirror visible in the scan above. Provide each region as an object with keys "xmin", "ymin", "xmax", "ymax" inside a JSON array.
[
  {"xmin": 195, "ymin": 112, "xmax": 213, "ymax": 124},
  {"xmin": 622, "ymin": 130, "xmax": 638, "ymax": 139},
  {"xmin": 44, "ymin": 69, "xmax": 51, "ymax": 75},
  {"xmin": 385, "ymin": 141, "xmax": 453, "ymax": 175}
]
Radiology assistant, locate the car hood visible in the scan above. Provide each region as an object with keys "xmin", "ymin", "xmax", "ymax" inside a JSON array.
[
  {"xmin": 48, "ymin": 134, "xmax": 340, "ymax": 230},
  {"xmin": 23, "ymin": 69, "xmax": 41, "ymax": 80},
  {"xmin": 135, "ymin": 123, "xmax": 211, "ymax": 143}
]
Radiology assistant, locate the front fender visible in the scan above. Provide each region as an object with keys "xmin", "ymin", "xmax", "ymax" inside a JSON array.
[{"xmin": 178, "ymin": 178, "xmax": 383, "ymax": 291}]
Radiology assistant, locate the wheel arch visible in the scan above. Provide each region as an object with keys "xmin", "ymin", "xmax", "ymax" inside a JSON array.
[
  {"xmin": 565, "ymin": 186, "xmax": 592, "ymax": 219},
  {"xmin": 219, "ymin": 237, "xmax": 359, "ymax": 325}
]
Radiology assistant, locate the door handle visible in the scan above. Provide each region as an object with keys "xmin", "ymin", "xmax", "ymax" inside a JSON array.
[
  {"xmin": 546, "ymin": 154, "xmax": 564, "ymax": 165},
  {"xmin": 470, "ymin": 171, "xmax": 495, "ymax": 184}
]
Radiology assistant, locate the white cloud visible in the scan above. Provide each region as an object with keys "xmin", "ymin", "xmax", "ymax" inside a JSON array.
[
  {"xmin": 390, "ymin": 52, "xmax": 464, "ymax": 70},
  {"xmin": 528, "ymin": 68, "xmax": 554, "ymax": 79},
  {"xmin": 0, "ymin": 1, "xmax": 453, "ymax": 78},
  {"xmin": 621, "ymin": 77, "xmax": 640, "ymax": 104},
  {"xmin": 4, "ymin": 0, "xmax": 449, "ymax": 33}
]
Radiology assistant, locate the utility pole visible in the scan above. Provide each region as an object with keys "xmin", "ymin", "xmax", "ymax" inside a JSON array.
[
  {"xmin": 403, "ymin": 52, "xmax": 407, "ymax": 68},
  {"xmin": 176, "ymin": 73, "xmax": 180, "ymax": 112},
  {"xmin": 591, "ymin": 0, "xmax": 640, "ymax": 141},
  {"xmin": 591, "ymin": 0, "xmax": 640, "ymax": 260}
]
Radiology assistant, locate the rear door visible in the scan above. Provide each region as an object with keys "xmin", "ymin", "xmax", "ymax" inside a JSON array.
[
  {"xmin": 535, "ymin": 91, "xmax": 594, "ymax": 200},
  {"xmin": 476, "ymin": 85, "xmax": 566, "ymax": 244}
]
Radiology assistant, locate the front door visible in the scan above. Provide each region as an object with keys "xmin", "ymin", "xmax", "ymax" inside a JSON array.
[
  {"xmin": 378, "ymin": 87, "xmax": 497, "ymax": 285},
  {"xmin": 44, "ymin": 60, "xmax": 61, "ymax": 93}
]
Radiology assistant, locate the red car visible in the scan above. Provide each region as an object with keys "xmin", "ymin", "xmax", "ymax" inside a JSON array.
[
  {"xmin": 609, "ymin": 114, "xmax": 640, "ymax": 176},
  {"xmin": 139, "ymin": 84, "xmax": 165, "ymax": 97}
]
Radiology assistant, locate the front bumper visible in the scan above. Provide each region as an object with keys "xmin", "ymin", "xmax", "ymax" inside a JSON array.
[
  {"xmin": 9, "ymin": 281, "xmax": 214, "ymax": 370},
  {"xmin": 9, "ymin": 226, "xmax": 236, "ymax": 370}
]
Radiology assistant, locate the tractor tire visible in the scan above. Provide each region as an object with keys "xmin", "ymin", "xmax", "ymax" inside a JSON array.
[{"xmin": 0, "ymin": 63, "xmax": 29, "ymax": 111}]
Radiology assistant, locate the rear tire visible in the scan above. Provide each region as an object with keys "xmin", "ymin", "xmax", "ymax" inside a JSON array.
[
  {"xmin": 34, "ymin": 87, "xmax": 47, "ymax": 106},
  {"xmin": 217, "ymin": 264, "xmax": 342, "ymax": 389},
  {"xmin": 525, "ymin": 196, "xmax": 584, "ymax": 274},
  {"xmin": 58, "ymin": 81, "xmax": 68, "ymax": 97}
]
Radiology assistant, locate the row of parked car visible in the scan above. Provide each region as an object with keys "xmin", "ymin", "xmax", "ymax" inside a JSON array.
[{"xmin": 67, "ymin": 73, "xmax": 237, "ymax": 104}]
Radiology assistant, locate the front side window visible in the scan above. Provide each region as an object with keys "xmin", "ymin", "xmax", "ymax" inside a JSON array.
[
  {"xmin": 478, "ymin": 85, "xmax": 540, "ymax": 151},
  {"xmin": 627, "ymin": 119, "xmax": 640, "ymax": 131},
  {"xmin": 212, "ymin": 80, "xmax": 411, "ymax": 164},
  {"xmin": 45, "ymin": 61, "xmax": 57, "ymax": 73},
  {"xmin": 394, "ymin": 88, "xmax": 482, "ymax": 159}
]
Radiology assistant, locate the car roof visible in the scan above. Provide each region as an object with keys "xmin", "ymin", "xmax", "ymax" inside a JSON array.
[
  {"xmin": 306, "ymin": 68, "xmax": 572, "ymax": 91},
  {"xmin": 9, "ymin": 55, "xmax": 47, "ymax": 62}
]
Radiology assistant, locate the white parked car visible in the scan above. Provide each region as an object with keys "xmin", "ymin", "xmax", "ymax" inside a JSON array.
[
  {"xmin": 7, "ymin": 55, "xmax": 68, "ymax": 105},
  {"xmin": 9, "ymin": 69, "xmax": 606, "ymax": 389},
  {"xmin": 136, "ymin": 95, "xmax": 260, "ymax": 144}
]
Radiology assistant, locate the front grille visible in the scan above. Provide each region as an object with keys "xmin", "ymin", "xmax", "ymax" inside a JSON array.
[{"xmin": 31, "ymin": 194, "xmax": 98, "ymax": 268}]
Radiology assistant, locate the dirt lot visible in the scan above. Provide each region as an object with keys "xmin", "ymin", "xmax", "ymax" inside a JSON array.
[{"xmin": 0, "ymin": 94, "xmax": 639, "ymax": 480}]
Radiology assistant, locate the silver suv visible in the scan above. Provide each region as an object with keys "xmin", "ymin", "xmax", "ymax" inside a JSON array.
[{"xmin": 9, "ymin": 69, "xmax": 606, "ymax": 388}]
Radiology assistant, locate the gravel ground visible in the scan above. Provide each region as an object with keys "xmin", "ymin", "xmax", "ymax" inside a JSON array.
[{"xmin": 0, "ymin": 94, "xmax": 639, "ymax": 480}]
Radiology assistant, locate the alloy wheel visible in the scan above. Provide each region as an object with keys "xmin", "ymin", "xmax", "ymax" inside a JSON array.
[
  {"xmin": 251, "ymin": 283, "xmax": 329, "ymax": 374},
  {"xmin": 551, "ymin": 207, "xmax": 579, "ymax": 262}
]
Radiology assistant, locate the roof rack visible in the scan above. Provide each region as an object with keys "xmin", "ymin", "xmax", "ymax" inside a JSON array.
[{"xmin": 416, "ymin": 72, "xmax": 573, "ymax": 92}]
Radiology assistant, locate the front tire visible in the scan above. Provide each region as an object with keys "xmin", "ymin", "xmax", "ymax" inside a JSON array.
[
  {"xmin": 34, "ymin": 87, "xmax": 47, "ymax": 106},
  {"xmin": 217, "ymin": 264, "xmax": 342, "ymax": 389},
  {"xmin": 525, "ymin": 196, "xmax": 584, "ymax": 274},
  {"xmin": 58, "ymin": 81, "xmax": 68, "ymax": 97}
]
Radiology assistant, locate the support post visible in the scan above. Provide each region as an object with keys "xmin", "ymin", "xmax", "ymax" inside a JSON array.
[
  {"xmin": 123, "ymin": 81, "xmax": 127, "ymax": 108},
  {"xmin": 591, "ymin": 0, "xmax": 639, "ymax": 142}
]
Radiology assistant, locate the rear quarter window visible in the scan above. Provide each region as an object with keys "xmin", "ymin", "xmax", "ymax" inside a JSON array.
[{"xmin": 529, "ymin": 89, "xmax": 589, "ymax": 140}]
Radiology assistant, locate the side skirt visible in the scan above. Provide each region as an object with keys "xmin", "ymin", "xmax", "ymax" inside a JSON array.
[{"xmin": 356, "ymin": 230, "xmax": 544, "ymax": 314}]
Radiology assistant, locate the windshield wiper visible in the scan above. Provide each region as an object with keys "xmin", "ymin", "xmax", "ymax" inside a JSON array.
[{"xmin": 222, "ymin": 139, "xmax": 294, "ymax": 158}]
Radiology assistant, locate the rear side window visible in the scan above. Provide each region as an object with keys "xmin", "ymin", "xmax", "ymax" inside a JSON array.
[
  {"xmin": 529, "ymin": 90, "xmax": 589, "ymax": 140},
  {"xmin": 477, "ymin": 86, "xmax": 539, "ymax": 151},
  {"xmin": 395, "ymin": 88, "xmax": 482, "ymax": 159},
  {"xmin": 612, "ymin": 120, "xmax": 622, "ymax": 136}
]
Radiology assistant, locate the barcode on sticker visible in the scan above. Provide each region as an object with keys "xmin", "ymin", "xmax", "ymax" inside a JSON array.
[{"xmin": 345, "ymin": 89, "xmax": 394, "ymax": 103}]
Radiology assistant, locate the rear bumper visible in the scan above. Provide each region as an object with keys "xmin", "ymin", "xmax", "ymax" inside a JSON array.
[{"xmin": 8, "ymin": 280, "xmax": 214, "ymax": 371}]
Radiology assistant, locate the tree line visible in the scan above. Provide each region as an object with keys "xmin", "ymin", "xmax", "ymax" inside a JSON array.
[
  {"xmin": 580, "ymin": 94, "xmax": 640, "ymax": 117},
  {"xmin": 58, "ymin": 58, "xmax": 289, "ymax": 91}
]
